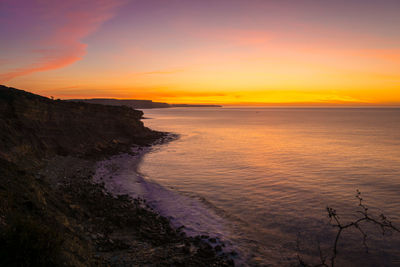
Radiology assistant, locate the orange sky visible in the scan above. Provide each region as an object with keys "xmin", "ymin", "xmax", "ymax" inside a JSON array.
[{"xmin": 1, "ymin": 0, "xmax": 400, "ymax": 105}]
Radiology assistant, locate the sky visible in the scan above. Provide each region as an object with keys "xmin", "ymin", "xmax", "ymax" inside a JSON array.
[{"xmin": 0, "ymin": 0, "xmax": 399, "ymax": 105}]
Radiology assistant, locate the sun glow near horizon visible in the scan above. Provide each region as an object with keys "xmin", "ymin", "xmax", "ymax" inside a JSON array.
[{"xmin": 1, "ymin": 0, "xmax": 400, "ymax": 106}]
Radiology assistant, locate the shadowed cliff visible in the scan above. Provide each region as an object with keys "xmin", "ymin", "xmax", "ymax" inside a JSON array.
[
  {"xmin": 0, "ymin": 85, "xmax": 162, "ymax": 167},
  {"xmin": 0, "ymin": 85, "xmax": 232, "ymax": 266}
]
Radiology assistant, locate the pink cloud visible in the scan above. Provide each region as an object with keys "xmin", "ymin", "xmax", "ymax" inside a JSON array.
[
  {"xmin": 0, "ymin": 0, "xmax": 125, "ymax": 83},
  {"xmin": 0, "ymin": 45, "xmax": 87, "ymax": 82}
]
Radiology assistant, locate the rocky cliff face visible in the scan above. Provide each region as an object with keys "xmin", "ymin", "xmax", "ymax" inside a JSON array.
[
  {"xmin": 0, "ymin": 85, "xmax": 233, "ymax": 267},
  {"xmin": 0, "ymin": 85, "xmax": 161, "ymax": 167}
]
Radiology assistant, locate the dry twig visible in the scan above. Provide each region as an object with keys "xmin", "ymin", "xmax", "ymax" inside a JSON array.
[{"xmin": 298, "ymin": 190, "xmax": 399, "ymax": 267}]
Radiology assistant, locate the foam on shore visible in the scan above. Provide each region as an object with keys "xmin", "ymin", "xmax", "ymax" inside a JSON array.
[{"xmin": 93, "ymin": 145, "xmax": 243, "ymax": 264}]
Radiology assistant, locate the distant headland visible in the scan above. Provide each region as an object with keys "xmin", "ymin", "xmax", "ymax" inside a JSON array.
[{"xmin": 67, "ymin": 98, "xmax": 222, "ymax": 109}]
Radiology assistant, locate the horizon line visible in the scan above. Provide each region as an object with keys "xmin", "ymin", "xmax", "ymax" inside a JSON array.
[{"xmin": 61, "ymin": 97, "xmax": 400, "ymax": 108}]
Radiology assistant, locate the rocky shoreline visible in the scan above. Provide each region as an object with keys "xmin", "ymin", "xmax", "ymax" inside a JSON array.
[
  {"xmin": 0, "ymin": 85, "xmax": 235, "ymax": 266},
  {"xmin": 46, "ymin": 146, "xmax": 235, "ymax": 266}
]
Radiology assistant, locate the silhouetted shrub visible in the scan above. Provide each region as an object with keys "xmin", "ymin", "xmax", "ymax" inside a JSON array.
[{"xmin": 298, "ymin": 190, "xmax": 400, "ymax": 267}]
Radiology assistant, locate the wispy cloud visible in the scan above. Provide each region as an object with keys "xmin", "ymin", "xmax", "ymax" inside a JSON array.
[
  {"xmin": 0, "ymin": 0, "xmax": 125, "ymax": 82},
  {"xmin": 0, "ymin": 45, "xmax": 87, "ymax": 82}
]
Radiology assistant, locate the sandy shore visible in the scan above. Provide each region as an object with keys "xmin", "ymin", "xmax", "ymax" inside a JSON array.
[{"xmin": 93, "ymin": 145, "xmax": 151, "ymax": 198}]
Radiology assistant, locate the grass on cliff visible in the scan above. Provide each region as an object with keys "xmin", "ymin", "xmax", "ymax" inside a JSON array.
[
  {"xmin": 0, "ymin": 159, "xmax": 65, "ymax": 267},
  {"xmin": 0, "ymin": 215, "xmax": 64, "ymax": 267}
]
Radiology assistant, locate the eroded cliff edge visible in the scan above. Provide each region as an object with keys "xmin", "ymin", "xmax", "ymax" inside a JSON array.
[
  {"xmin": 0, "ymin": 85, "xmax": 162, "ymax": 167},
  {"xmin": 0, "ymin": 85, "xmax": 233, "ymax": 266}
]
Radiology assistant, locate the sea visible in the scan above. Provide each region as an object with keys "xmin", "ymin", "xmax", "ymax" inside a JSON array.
[{"xmin": 128, "ymin": 107, "xmax": 400, "ymax": 266}]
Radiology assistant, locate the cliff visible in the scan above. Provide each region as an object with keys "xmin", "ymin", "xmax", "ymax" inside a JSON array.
[
  {"xmin": 0, "ymin": 85, "xmax": 161, "ymax": 167},
  {"xmin": 0, "ymin": 85, "xmax": 233, "ymax": 266}
]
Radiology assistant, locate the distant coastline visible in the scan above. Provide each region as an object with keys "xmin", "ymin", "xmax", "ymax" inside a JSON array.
[
  {"xmin": 67, "ymin": 98, "xmax": 222, "ymax": 109},
  {"xmin": 0, "ymin": 85, "xmax": 233, "ymax": 266}
]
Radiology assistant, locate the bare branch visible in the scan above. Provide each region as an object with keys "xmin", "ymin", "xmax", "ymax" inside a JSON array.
[{"xmin": 298, "ymin": 190, "xmax": 399, "ymax": 267}]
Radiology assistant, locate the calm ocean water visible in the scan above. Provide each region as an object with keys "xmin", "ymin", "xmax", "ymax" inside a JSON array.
[{"xmin": 138, "ymin": 107, "xmax": 400, "ymax": 266}]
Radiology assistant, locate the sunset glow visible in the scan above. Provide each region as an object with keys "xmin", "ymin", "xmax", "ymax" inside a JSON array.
[{"xmin": 1, "ymin": 0, "xmax": 400, "ymax": 105}]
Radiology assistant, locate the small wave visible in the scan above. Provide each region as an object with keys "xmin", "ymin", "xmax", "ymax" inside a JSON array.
[{"xmin": 93, "ymin": 147, "xmax": 245, "ymax": 264}]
